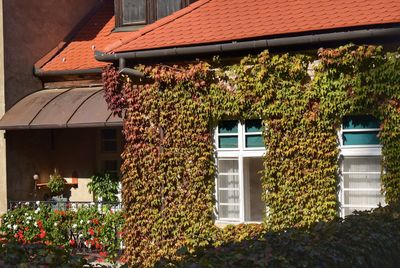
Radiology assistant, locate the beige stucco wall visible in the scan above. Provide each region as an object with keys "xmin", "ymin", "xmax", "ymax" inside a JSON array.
[
  {"xmin": 3, "ymin": 0, "xmax": 98, "ymax": 110},
  {"xmin": 6, "ymin": 128, "xmax": 100, "ymax": 202}
]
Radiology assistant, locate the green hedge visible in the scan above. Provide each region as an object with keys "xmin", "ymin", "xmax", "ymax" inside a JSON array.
[{"xmin": 168, "ymin": 205, "xmax": 400, "ymax": 267}]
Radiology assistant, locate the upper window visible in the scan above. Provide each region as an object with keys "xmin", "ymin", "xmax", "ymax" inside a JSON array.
[
  {"xmin": 115, "ymin": 0, "xmax": 195, "ymax": 27},
  {"xmin": 341, "ymin": 115, "xmax": 380, "ymax": 146},
  {"xmin": 216, "ymin": 120, "xmax": 264, "ymax": 150}
]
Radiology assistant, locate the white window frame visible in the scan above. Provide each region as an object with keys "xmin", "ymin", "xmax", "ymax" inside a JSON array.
[
  {"xmin": 214, "ymin": 120, "xmax": 266, "ymax": 224},
  {"xmin": 338, "ymin": 120, "xmax": 384, "ymax": 217}
]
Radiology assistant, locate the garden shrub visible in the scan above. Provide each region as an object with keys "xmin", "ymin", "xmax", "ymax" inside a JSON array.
[
  {"xmin": 171, "ymin": 205, "xmax": 400, "ymax": 267},
  {"xmin": 0, "ymin": 203, "xmax": 124, "ymax": 264},
  {"xmin": 0, "ymin": 241, "xmax": 89, "ymax": 267}
]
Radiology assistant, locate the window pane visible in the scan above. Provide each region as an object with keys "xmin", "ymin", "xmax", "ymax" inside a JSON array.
[
  {"xmin": 101, "ymin": 129, "xmax": 116, "ymax": 140},
  {"xmin": 343, "ymin": 174, "xmax": 381, "ymax": 189},
  {"xmin": 102, "ymin": 160, "xmax": 119, "ymax": 178},
  {"xmin": 343, "ymin": 115, "xmax": 380, "ymax": 129},
  {"xmin": 157, "ymin": 0, "xmax": 181, "ymax": 19},
  {"xmin": 218, "ymin": 120, "xmax": 238, "ymax": 134},
  {"xmin": 218, "ymin": 159, "xmax": 238, "ymax": 173},
  {"xmin": 219, "ymin": 204, "xmax": 240, "ymax": 220},
  {"xmin": 343, "ymin": 157, "xmax": 381, "ymax": 173},
  {"xmin": 122, "ymin": 0, "xmax": 146, "ymax": 24},
  {"xmin": 245, "ymin": 119, "xmax": 262, "ymax": 133},
  {"xmin": 218, "ymin": 174, "xmax": 239, "ymax": 188},
  {"xmin": 244, "ymin": 157, "xmax": 264, "ymax": 222},
  {"xmin": 342, "ymin": 131, "xmax": 380, "ymax": 145},
  {"xmin": 245, "ymin": 134, "xmax": 264, "ymax": 148},
  {"xmin": 219, "ymin": 136, "xmax": 238, "ymax": 148},
  {"xmin": 219, "ymin": 189, "xmax": 240, "ymax": 204},
  {"xmin": 344, "ymin": 190, "xmax": 384, "ymax": 206},
  {"xmin": 102, "ymin": 141, "xmax": 117, "ymax": 152}
]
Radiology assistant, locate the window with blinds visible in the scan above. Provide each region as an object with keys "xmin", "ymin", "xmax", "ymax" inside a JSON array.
[
  {"xmin": 215, "ymin": 120, "xmax": 265, "ymax": 223},
  {"xmin": 340, "ymin": 115, "xmax": 384, "ymax": 217}
]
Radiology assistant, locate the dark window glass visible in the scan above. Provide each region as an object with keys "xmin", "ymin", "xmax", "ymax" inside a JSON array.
[
  {"xmin": 122, "ymin": 0, "xmax": 146, "ymax": 24},
  {"xmin": 101, "ymin": 129, "xmax": 117, "ymax": 152},
  {"xmin": 101, "ymin": 129, "xmax": 117, "ymax": 140},
  {"xmin": 103, "ymin": 160, "xmax": 119, "ymax": 178},
  {"xmin": 157, "ymin": 0, "xmax": 181, "ymax": 19}
]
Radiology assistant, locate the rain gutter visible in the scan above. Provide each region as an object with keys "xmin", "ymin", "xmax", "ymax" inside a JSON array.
[{"xmin": 94, "ymin": 27, "xmax": 400, "ymax": 62}]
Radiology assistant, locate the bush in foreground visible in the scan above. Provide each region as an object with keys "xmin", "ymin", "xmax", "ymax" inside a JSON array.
[{"xmin": 164, "ymin": 205, "xmax": 400, "ymax": 267}]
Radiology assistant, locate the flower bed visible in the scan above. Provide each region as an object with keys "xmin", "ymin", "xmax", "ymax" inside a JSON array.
[{"xmin": 0, "ymin": 202, "xmax": 124, "ymax": 265}]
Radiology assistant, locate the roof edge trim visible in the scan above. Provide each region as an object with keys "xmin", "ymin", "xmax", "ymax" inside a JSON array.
[
  {"xmin": 34, "ymin": 67, "xmax": 103, "ymax": 77},
  {"xmin": 95, "ymin": 26, "xmax": 400, "ymax": 62}
]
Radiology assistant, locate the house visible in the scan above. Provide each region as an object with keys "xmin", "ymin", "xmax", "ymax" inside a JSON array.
[
  {"xmin": 0, "ymin": 0, "xmax": 399, "ymax": 224},
  {"xmin": 93, "ymin": 0, "xmax": 400, "ymax": 223}
]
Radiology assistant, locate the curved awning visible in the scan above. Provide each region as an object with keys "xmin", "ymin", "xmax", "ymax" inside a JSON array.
[{"xmin": 0, "ymin": 86, "xmax": 122, "ymax": 130}]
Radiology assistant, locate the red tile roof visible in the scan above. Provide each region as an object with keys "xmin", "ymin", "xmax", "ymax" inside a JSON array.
[
  {"xmin": 108, "ymin": 0, "xmax": 400, "ymax": 53},
  {"xmin": 40, "ymin": 0, "xmax": 130, "ymax": 72},
  {"xmin": 40, "ymin": 0, "xmax": 400, "ymax": 71}
]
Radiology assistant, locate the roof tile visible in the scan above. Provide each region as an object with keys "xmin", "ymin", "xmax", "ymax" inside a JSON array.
[
  {"xmin": 41, "ymin": 0, "xmax": 400, "ymax": 71},
  {"xmin": 112, "ymin": 0, "xmax": 400, "ymax": 53}
]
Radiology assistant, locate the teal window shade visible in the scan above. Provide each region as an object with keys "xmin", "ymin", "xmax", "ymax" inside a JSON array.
[
  {"xmin": 245, "ymin": 119, "xmax": 262, "ymax": 133},
  {"xmin": 218, "ymin": 121, "xmax": 238, "ymax": 148},
  {"xmin": 343, "ymin": 132, "xmax": 380, "ymax": 145},
  {"xmin": 219, "ymin": 136, "xmax": 238, "ymax": 148},
  {"xmin": 245, "ymin": 135, "xmax": 264, "ymax": 148},
  {"xmin": 343, "ymin": 115, "xmax": 380, "ymax": 129},
  {"xmin": 342, "ymin": 115, "xmax": 380, "ymax": 146},
  {"xmin": 244, "ymin": 120, "xmax": 264, "ymax": 148},
  {"xmin": 218, "ymin": 120, "xmax": 238, "ymax": 133}
]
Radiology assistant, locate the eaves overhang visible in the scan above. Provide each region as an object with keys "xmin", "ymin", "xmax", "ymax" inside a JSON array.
[{"xmin": 95, "ymin": 25, "xmax": 400, "ymax": 63}]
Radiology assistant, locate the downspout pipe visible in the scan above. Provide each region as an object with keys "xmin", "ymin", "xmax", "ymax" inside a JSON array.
[
  {"xmin": 117, "ymin": 57, "xmax": 145, "ymax": 77},
  {"xmin": 95, "ymin": 27, "xmax": 400, "ymax": 62}
]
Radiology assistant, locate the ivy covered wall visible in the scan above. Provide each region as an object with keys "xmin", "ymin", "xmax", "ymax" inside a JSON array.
[{"xmin": 103, "ymin": 45, "xmax": 400, "ymax": 267}]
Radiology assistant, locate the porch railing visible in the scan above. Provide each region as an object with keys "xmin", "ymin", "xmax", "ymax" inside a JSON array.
[{"xmin": 8, "ymin": 200, "xmax": 122, "ymax": 212}]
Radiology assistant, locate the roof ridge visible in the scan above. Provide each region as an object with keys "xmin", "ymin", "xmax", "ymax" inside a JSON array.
[{"xmin": 103, "ymin": 0, "xmax": 213, "ymax": 53}]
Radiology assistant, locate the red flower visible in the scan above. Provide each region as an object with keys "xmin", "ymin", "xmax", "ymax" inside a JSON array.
[
  {"xmin": 95, "ymin": 242, "xmax": 103, "ymax": 250},
  {"xmin": 69, "ymin": 239, "xmax": 76, "ymax": 246},
  {"xmin": 99, "ymin": 251, "xmax": 107, "ymax": 257},
  {"xmin": 37, "ymin": 220, "xmax": 43, "ymax": 229},
  {"xmin": 88, "ymin": 228, "xmax": 95, "ymax": 236},
  {"xmin": 91, "ymin": 218, "xmax": 99, "ymax": 225},
  {"xmin": 39, "ymin": 230, "xmax": 46, "ymax": 239}
]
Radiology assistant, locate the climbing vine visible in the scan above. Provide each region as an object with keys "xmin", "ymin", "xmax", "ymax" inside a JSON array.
[{"xmin": 103, "ymin": 44, "xmax": 400, "ymax": 266}]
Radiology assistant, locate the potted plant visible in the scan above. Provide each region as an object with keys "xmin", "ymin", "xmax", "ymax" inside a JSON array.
[{"xmin": 47, "ymin": 169, "xmax": 66, "ymax": 196}]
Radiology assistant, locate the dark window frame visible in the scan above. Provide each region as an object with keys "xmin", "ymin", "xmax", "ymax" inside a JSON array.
[{"xmin": 115, "ymin": 0, "xmax": 194, "ymax": 28}]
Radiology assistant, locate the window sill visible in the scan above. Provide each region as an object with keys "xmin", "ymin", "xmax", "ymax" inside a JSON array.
[
  {"xmin": 215, "ymin": 220, "xmax": 263, "ymax": 226},
  {"xmin": 113, "ymin": 25, "xmax": 146, "ymax": 32}
]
